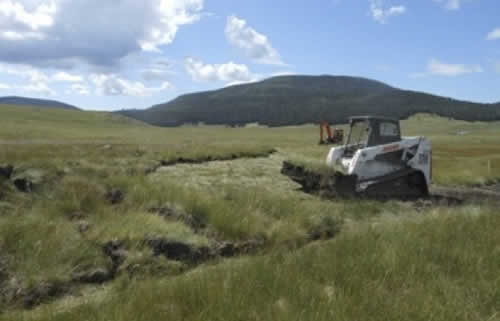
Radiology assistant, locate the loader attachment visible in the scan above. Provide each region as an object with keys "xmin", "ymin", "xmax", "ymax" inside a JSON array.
[
  {"xmin": 281, "ymin": 161, "xmax": 357, "ymax": 197},
  {"xmin": 281, "ymin": 161, "xmax": 428, "ymax": 199}
]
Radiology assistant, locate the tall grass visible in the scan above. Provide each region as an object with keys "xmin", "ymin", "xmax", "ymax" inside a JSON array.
[{"xmin": 8, "ymin": 207, "xmax": 499, "ymax": 321}]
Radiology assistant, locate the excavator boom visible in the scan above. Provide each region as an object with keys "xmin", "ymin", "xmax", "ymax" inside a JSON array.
[{"xmin": 319, "ymin": 121, "xmax": 344, "ymax": 145}]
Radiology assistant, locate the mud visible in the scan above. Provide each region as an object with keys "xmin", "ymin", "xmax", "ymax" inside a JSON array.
[
  {"xmin": 146, "ymin": 238, "xmax": 213, "ymax": 264},
  {"xmin": 71, "ymin": 240, "xmax": 125, "ymax": 285},
  {"xmin": 0, "ymin": 165, "xmax": 13, "ymax": 179},
  {"xmin": 12, "ymin": 177, "xmax": 34, "ymax": 193},
  {"xmin": 21, "ymin": 280, "xmax": 70, "ymax": 309},
  {"xmin": 102, "ymin": 240, "xmax": 127, "ymax": 271},
  {"xmin": 106, "ymin": 189, "xmax": 124, "ymax": 205},
  {"xmin": 429, "ymin": 185, "xmax": 500, "ymax": 204},
  {"xmin": 281, "ymin": 161, "xmax": 323, "ymax": 193}
]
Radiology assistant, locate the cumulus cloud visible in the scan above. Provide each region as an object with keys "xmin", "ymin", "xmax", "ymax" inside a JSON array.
[
  {"xmin": 225, "ymin": 15, "xmax": 284, "ymax": 65},
  {"xmin": 69, "ymin": 83, "xmax": 89, "ymax": 95},
  {"xmin": 369, "ymin": 0, "xmax": 406, "ymax": 24},
  {"xmin": 0, "ymin": 0, "xmax": 204, "ymax": 68},
  {"xmin": 22, "ymin": 81, "xmax": 56, "ymax": 96},
  {"xmin": 0, "ymin": 63, "xmax": 49, "ymax": 82},
  {"xmin": 428, "ymin": 59, "xmax": 482, "ymax": 76},
  {"xmin": 52, "ymin": 71, "xmax": 83, "ymax": 82},
  {"xmin": 412, "ymin": 59, "xmax": 483, "ymax": 77},
  {"xmin": 184, "ymin": 57, "xmax": 258, "ymax": 84},
  {"xmin": 140, "ymin": 59, "xmax": 175, "ymax": 81},
  {"xmin": 141, "ymin": 69, "xmax": 171, "ymax": 82},
  {"xmin": 90, "ymin": 74, "xmax": 171, "ymax": 97},
  {"xmin": 0, "ymin": 83, "xmax": 10, "ymax": 89},
  {"xmin": 0, "ymin": 62, "xmax": 58, "ymax": 95},
  {"xmin": 486, "ymin": 28, "xmax": 500, "ymax": 41},
  {"xmin": 0, "ymin": 0, "xmax": 56, "ymax": 31},
  {"xmin": 433, "ymin": 0, "xmax": 462, "ymax": 10},
  {"xmin": 0, "ymin": 30, "xmax": 44, "ymax": 40}
]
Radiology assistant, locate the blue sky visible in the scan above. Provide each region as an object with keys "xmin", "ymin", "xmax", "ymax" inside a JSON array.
[{"xmin": 0, "ymin": 0, "xmax": 498, "ymax": 110}]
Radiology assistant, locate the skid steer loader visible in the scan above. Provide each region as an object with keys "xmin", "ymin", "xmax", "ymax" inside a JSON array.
[{"xmin": 282, "ymin": 116, "xmax": 432, "ymax": 198}]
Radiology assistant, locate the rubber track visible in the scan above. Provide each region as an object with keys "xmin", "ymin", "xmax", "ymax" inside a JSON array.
[{"xmin": 281, "ymin": 161, "xmax": 500, "ymax": 204}]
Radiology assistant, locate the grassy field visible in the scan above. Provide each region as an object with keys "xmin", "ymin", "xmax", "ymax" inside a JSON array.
[{"xmin": 0, "ymin": 105, "xmax": 499, "ymax": 320}]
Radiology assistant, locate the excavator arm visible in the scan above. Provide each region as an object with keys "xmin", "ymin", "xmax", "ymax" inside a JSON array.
[{"xmin": 319, "ymin": 121, "xmax": 343, "ymax": 145}]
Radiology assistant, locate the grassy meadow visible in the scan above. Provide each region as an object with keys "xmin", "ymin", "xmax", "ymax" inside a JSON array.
[{"xmin": 0, "ymin": 105, "xmax": 499, "ymax": 321}]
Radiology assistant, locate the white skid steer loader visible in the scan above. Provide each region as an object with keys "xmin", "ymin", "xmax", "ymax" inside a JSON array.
[{"xmin": 282, "ymin": 116, "xmax": 432, "ymax": 198}]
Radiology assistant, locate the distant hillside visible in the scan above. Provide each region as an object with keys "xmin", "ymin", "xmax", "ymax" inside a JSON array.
[
  {"xmin": 0, "ymin": 96, "xmax": 79, "ymax": 110},
  {"xmin": 119, "ymin": 75, "xmax": 500, "ymax": 126}
]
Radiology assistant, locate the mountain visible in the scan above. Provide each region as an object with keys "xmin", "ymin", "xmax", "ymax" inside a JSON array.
[
  {"xmin": 118, "ymin": 75, "xmax": 500, "ymax": 127},
  {"xmin": 0, "ymin": 96, "xmax": 79, "ymax": 110}
]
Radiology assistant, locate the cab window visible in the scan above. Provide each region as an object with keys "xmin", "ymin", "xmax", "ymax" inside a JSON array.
[{"xmin": 380, "ymin": 122, "xmax": 399, "ymax": 137}]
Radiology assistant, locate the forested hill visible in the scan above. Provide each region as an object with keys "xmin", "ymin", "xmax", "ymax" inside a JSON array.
[
  {"xmin": 0, "ymin": 96, "xmax": 79, "ymax": 110},
  {"xmin": 118, "ymin": 75, "xmax": 500, "ymax": 126}
]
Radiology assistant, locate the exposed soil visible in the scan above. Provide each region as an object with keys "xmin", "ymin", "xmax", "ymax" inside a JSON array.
[
  {"xmin": 12, "ymin": 178, "xmax": 34, "ymax": 193},
  {"xmin": 106, "ymin": 189, "xmax": 124, "ymax": 205},
  {"xmin": 483, "ymin": 182, "xmax": 500, "ymax": 192},
  {"xmin": 429, "ymin": 185, "xmax": 500, "ymax": 204},
  {"xmin": 0, "ymin": 165, "xmax": 13, "ymax": 179},
  {"xmin": 20, "ymin": 280, "xmax": 70, "ymax": 309}
]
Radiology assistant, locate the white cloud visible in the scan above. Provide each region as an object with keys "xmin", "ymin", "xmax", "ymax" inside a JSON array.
[
  {"xmin": 0, "ymin": 62, "xmax": 56, "ymax": 95},
  {"xmin": 90, "ymin": 74, "xmax": 171, "ymax": 97},
  {"xmin": 486, "ymin": 28, "xmax": 500, "ymax": 41},
  {"xmin": 0, "ymin": 63, "xmax": 85, "ymax": 85},
  {"xmin": 139, "ymin": 0, "xmax": 203, "ymax": 51},
  {"xmin": 433, "ymin": 0, "xmax": 462, "ymax": 10},
  {"xmin": 22, "ymin": 82, "xmax": 56, "ymax": 96},
  {"xmin": 184, "ymin": 57, "xmax": 258, "ymax": 84},
  {"xmin": 0, "ymin": 30, "xmax": 44, "ymax": 40},
  {"xmin": 269, "ymin": 71, "xmax": 297, "ymax": 77},
  {"xmin": 225, "ymin": 15, "xmax": 284, "ymax": 65},
  {"xmin": 370, "ymin": 0, "xmax": 406, "ymax": 24},
  {"xmin": 428, "ymin": 59, "xmax": 482, "ymax": 76},
  {"xmin": 0, "ymin": 0, "xmax": 56, "ymax": 30},
  {"xmin": 0, "ymin": 83, "xmax": 10, "ymax": 89},
  {"xmin": 69, "ymin": 83, "xmax": 89, "ymax": 95},
  {"xmin": 140, "ymin": 59, "xmax": 175, "ymax": 81},
  {"xmin": 412, "ymin": 59, "xmax": 483, "ymax": 77},
  {"xmin": 141, "ymin": 69, "xmax": 172, "ymax": 81},
  {"xmin": 0, "ymin": 0, "xmax": 204, "ymax": 68},
  {"xmin": 53, "ymin": 71, "xmax": 83, "ymax": 83},
  {"xmin": 0, "ymin": 63, "xmax": 49, "ymax": 82}
]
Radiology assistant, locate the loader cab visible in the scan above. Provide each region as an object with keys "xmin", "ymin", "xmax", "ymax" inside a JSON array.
[{"xmin": 343, "ymin": 116, "xmax": 401, "ymax": 157}]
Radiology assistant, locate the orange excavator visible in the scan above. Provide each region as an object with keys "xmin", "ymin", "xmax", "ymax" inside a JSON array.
[{"xmin": 319, "ymin": 121, "xmax": 344, "ymax": 145}]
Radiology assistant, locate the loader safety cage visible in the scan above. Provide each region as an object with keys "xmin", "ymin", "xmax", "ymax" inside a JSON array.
[{"xmin": 346, "ymin": 116, "xmax": 401, "ymax": 147}]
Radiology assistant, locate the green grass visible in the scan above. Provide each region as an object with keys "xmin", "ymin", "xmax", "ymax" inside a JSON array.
[
  {"xmin": 6, "ymin": 207, "xmax": 499, "ymax": 321},
  {"xmin": 1, "ymin": 106, "xmax": 500, "ymax": 320}
]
